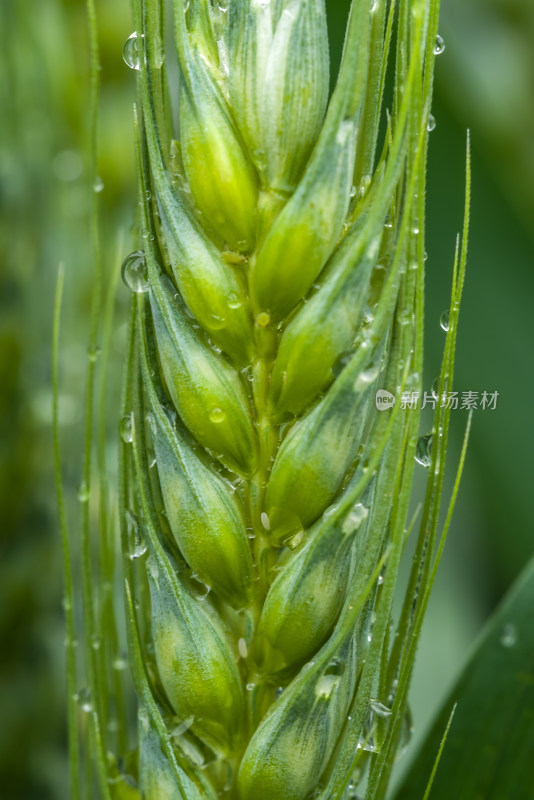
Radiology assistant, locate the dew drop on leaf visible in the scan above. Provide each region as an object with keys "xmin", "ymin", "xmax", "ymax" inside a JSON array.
[
  {"xmin": 172, "ymin": 715, "xmax": 195, "ymax": 738},
  {"xmin": 370, "ymin": 700, "xmax": 392, "ymax": 718},
  {"xmin": 77, "ymin": 480, "xmax": 90, "ymax": 503},
  {"xmin": 325, "ymin": 657, "xmax": 345, "ymax": 677},
  {"xmin": 129, "ymin": 539, "xmax": 148, "ymax": 560},
  {"xmin": 434, "ymin": 34, "xmax": 446, "ymax": 55},
  {"xmin": 396, "ymin": 706, "xmax": 414, "ymax": 760},
  {"xmin": 499, "ymin": 623, "xmax": 517, "ymax": 648},
  {"xmin": 342, "ymin": 503, "xmax": 368, "ymax": 535},
  {"xmin": 440, "ymin": 309, "xmax": 450, "ymax": 331},
  {"xmin": 227, "ymin": 292, "xmax": 242, "ymax": 309},
  {"xmin": 87, "ymin": 344, "xmax": 101, "ymax": 362},
  {"xmin": 126, "ymin": 511, "xmax": 147, "ymax": 560},
  {"xmin": 315, "ymin": 674, "xmax": 340, "ymax": 699},
  {"xmin": 415, "ymin": 434, "xmax": 433, "ymax": 468},
  {"xmin": 74, "ymin": 687, "xmax": 93, "ymax": 713},
  {"xmin": 209, "ymin": 407, "xmax": 226, "ymax": 424},
  {"xmin": 119, "ymin": 413, "xmax": 134, "ymax": 443},
  {"xmin": 190, "ymin": 575, "xmax": 211, "ymax": 600},
  {"xmin": 123, "ymin": 32, "xmax": 143, "ymax": 70},
  {"xmin": 113, "ymin": 655, "xmax": 128, "ymax": 671},
  {"xmin": 121, "ymin": 250, "xmax": 149, "ymax": 293}
]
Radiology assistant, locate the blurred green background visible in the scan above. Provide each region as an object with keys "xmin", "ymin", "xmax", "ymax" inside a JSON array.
[{"xmin": 0, "ymin": 0, "xmax": 532, "ymax": 797}]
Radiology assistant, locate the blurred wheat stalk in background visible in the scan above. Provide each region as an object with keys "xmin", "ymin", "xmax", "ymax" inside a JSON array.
[{"xmin": 54, "ymin": 0, "xmax": 470, "ymax": 798}]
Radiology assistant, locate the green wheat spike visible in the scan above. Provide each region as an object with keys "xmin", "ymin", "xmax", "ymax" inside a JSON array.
[{"xmin": 68, "ymin": 0, "xmax": 469, "ymax": 797}]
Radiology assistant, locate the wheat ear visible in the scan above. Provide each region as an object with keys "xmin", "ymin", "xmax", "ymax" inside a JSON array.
[{"xmin": 100, "ymin": 0, "xmax": 468, "ymax": 798}]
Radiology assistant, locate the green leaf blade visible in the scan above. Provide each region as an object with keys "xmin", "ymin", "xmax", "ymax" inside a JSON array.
[{"xmin": 395, "ymin": 556, "xmax": 534, "ymax": 800}]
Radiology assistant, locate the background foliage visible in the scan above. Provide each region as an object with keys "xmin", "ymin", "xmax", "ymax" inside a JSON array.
[{"xmin": 0, "ymin": 0, "xmax": 532, "ymax": 797}]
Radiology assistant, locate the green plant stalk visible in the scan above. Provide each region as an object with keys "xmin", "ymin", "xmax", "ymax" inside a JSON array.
[{"xmin": 53, "ymin": 264, "xmax": 81, "ymax": 800}]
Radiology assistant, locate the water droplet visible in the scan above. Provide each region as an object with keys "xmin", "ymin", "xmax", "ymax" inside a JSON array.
[
  {"xmin": 126, "ymin": 512, "xmax": 147, "ymax": 560},
  {"xmin": 324, "ymin": 503, "xmax": 339, "ymax": 519},
  {"xmin": 440, "ymin": 309, "xmax": 450, "ymax": 331},
  {"xmin": 357, "ymin": 366, "xmax": 380, "ymax": 387},
  {"xmin": 412, "ymin": 225, "xmax": 420, "ymax": 235},
  {"xmin": 137, "ymin": 707, "xmax": 149, "ymax": 731},
  {"xmin": 431, "ymin": 377, "xmax": 446, "ymax": 403},
  {"xmin": 285, "ymin": 530, "xmax": 304, "ymax": 550},
  {"xmin": 500, "ymin": 623, "xmax": 517, "ymax": 648},
  {"xmin": 91, "ymin": 634, "xmax": 102, "ymax": 650},
  {"xmin": 162, "ymin": 405, "xmax": 177, "ymax": 429},
  {"xmin": 130, "ymin": 540, "xmax": 147, "ymax": 560},
  {"xmin": 227, "ymin": 292, "xmax": 242, "ymax": 310},
  {"xmin": 346, "ymin": 783, "xmax": 363, "ymax": 800},
  {"xmin": 397, "ymin": 706, "xmax": 414, "ymax": 759},
  {"xmin": 406, "ymin": 371, "xmax": 420, "ymax": 391},
  {"xmin": 260, "ymin": 512, "xmax": 270, "ymax": 530},
  {"xmin": 189, "ymin": 575, "xmax": 210, "ymax": 600},
  {"xmin": 77, "ymin": 480, "xmax": 90, "ymax": 502},
  {"xmin": 121, "ymin": 250, "xmax": 149, "ymax": 293},
  {"xmin": 275, "ymin": 686, "xmax": 284, "ymax": 699},
  {"xmin": 147, "ymin": 556, "xmax": 159, "ymax": 584},
  {"xmin": 332, "ymin": 350, "xmax": 353, "ymax": 377},
  {"xmin": 145, "ymin": 412, "xmax": 157, "ymax": 439},
  {"xmin": 360, "ymin": 735, "xmax": 378, "ymax": 753},
  {"xmin": 93, "ymin": 176, "xmax": 104, "ymax": 193},
  {"xmin": 325, "ymin": 658, "xmax": 345, "ymax": 676},
  {"xmin": 123, "ymin": 32, "xmax": 144, "ymax": 70},
  {"xmin": 246, "ymin": 682, "xmax": 255, "ymax": 692},
  {"xmin": 113, "ymin": 655, "xmax": 128, "ymax": 671},
  {"xmin": 107, "ymin": 718, "xmax": 119, "ymax": 734},
  {"xmin": 74, "ymin": 687, "xmax": 93, "ymax": 713},
  {"xmin": 172, "ymin": 716, "xmax": 195, "ymax": 737},
  {"xmin": 87, "ymin": 344, "xmax": 101, "ymax": 362},
  {"xmin": 427, "ymin": 114, "xmax": 436, "ymax": 133},
  {"xmin": 209, "ymin": 407, "xmax": 226, "ymax": 424},
  {"xmin": 434, "ymin": 34, "xmax": 446, "ymax": 55},
  {"xmin": 152, "ymin": 31, "xmax": 165, "ymax": 69},
  {"xmin": 342, "ymin": 503, "xmax": 369, "ymax": 535},
  {"xmin": 119, "ymin": 413, "xmax": 134, "ymax": 443},
  {"xmin": 370, "ymin": 700, "xmax": 392, "ymax": 718},
  {"xmin": 209, "ymin": 313, "xmax": 226, "ymax": 330},
  {"xmin": 238, "ymin": 638, "xmax": 248, "ymax": 659},
  {"xmin": 316, "ymin": 674, "xmax": 340, "ymax": 699},
  {"xmin": 415, "ymin": 433, "xmax": 433, "ymax": 468}
]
